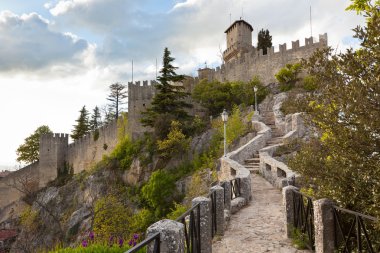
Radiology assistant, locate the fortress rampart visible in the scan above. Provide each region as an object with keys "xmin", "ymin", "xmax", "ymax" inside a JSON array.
[
  {"xmin": 200, "ymin": 34, "xmax": 328, "ymax": 84},
  {"xmin": 128, "ymin": 80, "xmax": 157, "ymax": 138},
  {"xmin": 0, "ymin": 120, "xmax": 120, "ymax": 209}
]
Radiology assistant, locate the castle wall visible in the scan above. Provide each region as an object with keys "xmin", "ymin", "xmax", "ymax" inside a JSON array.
[
  {"xmin": 67, "ymin": 120, "xmax": 118, "ymax": 174},
  {"xmin": 127, "ymin": 80, "xmax": 157, "ymax": 139},
  {"xmin": 39, "ymin": 133, "xmax": 68, "ymax": 187},
  {"xmin": 214, "ymin": 34, "xmax": 328, "ymax": 84},
  {"xmin": 0, "ymin": 163, "xmax": 38, "ymax": 209},
  {"xmin": 0, "ymin": 120, "xmax": 121, "ymax": 210}
]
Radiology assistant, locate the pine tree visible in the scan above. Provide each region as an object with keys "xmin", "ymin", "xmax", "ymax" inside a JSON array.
[
  {"xmin": 141, "ymin": 48, "xmax": 192, "ymax": 138},
  {"xmin": 257, "ymin": 29, "xmax": 272, "ymax": 55},
  {"xmin": 71, "ymin": 106, "xmax": 90, "ymax": 140},
  {"xmin": 89, "ymin": 106, "xmax": 101, "ymax": 131},
  {"xmin": 107, "ymin": 83, "xmax": 127, "ymax": 119}
]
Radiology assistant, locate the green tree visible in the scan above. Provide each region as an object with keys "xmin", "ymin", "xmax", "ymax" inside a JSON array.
[
  {"xmin": 192, "ymin": 80, "xmax": 233, "ymax": 116},
  {"xmin": 157, "ymin": 121, "xmax": 190, "ymax": 159},
  {"xmin": 275, "ymin": 63, "xmax": 302, "ymax": 91},
  {"xmin": 141, "ymin": 170, "xmax": 179, "ymax": 218},
  {"xmin": 289, "ymin": 0, "xmax": 380, "ymax": 219},
  {"xmin": 16, "ymin": 125, "xmax": 52, "ymax": 164},
  {"xmin": 192, "ymin": 77, "xmax": 268, "ymax": 116},
  {"xmin": 141, "ymin": 48, "xmax": 192, "ymax": 138},
  {"xmin": 257, "ymin": 29, "xmax": 272, "ymax": 55},
  {"xmin": 89, "ymin": 106, "xmax": 101, "ymax": 131},
  {"xmin": 107, "ymin": 82, "xmax": 127, "ymax": 120},
  {"xmin": 71, "ymin": 106, "xmax": 90, "ymax": 140},
  {"xmin": 93, "ymin": 195, "xmax": 132, "ymax": 239}
]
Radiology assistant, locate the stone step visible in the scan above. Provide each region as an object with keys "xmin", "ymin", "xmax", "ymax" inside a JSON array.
[
  {"xmin": 249, "ymin": 168, "xmax": 260, "ymax": 174},
  {"xmin": 244, "ymin": 158, "xmax": 260, "ymax": 162},
  {"xmin": 245, "ymin": 166, "xmax": 260, "ymax": 170},
  {"xmin": 244, "ymin": 163, "xmax": 260, "ymax": 166}
]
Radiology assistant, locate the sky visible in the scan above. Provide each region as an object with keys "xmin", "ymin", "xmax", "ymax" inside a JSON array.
[{"xmin": 0, "ymin": 0, "xmax": 364, "ymax": 169}]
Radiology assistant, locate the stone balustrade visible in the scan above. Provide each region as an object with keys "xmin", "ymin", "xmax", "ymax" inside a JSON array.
[{"xmin": 259, "ymin": 152, "xmax": 299, "ymax": 189}]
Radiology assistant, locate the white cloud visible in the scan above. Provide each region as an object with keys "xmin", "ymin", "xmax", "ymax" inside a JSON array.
[{"xmin": 0, "ymin": 11, "xmax": 90, "ymax": 72}]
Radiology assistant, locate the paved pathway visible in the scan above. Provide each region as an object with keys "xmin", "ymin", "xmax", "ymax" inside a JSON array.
[{"xmin": 213, "ymin": 174, "xmax": 310, "ymax": 253}]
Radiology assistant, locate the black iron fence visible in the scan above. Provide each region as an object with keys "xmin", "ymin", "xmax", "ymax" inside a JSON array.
[
  {"xmin": 230, "ymin": 178, "xmax": 241, "ymax": 200},
  {"xmin": 176, "ymin": 203, "xmax": 201, "ymax": 253},
  {"xmin": 333, "ymin": 206, "xmax": 380, "ymax": 253},
  {"xmin": 126, "ymin": 232, "xmax": 160, "ymax": 253},
  {"xmin": 208, "ymin": 189, "xmax": 218, "ymax": 238},
  {"xmin": 292, "ymin": 190, "xmax": 315, "ymax": 250}
]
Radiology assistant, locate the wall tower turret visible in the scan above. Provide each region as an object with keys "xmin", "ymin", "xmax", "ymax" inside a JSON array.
[{"xmin": 223, "ymin": 19, "xmax": 254, "ymax": 63}]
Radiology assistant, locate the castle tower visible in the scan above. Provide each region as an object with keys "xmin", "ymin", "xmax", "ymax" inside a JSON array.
[
  {"xmin": 198, "ymin": 67, "xmax": 215, "ymax": 82},
  {"xmin": 38, "ymin": 133, "xmax": 68, "ymax": 187},
  {"xmin": 223, "ymin": 19, "xmax": 253, "ymax": 63}
]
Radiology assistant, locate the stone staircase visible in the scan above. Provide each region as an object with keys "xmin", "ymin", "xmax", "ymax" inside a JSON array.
[
  {"xmin": 244, "ymin": 152, "xmax": 260, "ymax": 174},
  {"xmin": 244, "ymin": 111, "xmax": 284, "ymax": 173}
]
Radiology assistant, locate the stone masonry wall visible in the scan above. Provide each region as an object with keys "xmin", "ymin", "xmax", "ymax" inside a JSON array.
[
  {"xmin": 127, "ymin": 80, "xmax": 157, "ymax": 139},
  {"xmin": 0, "ymin": 163, "xmax": 38, "ymax": 209},
  {"xmin": 0, "ymin": 119, "xmax": 120, "ymax": 210},
  {"xmin": 210, "ymin": 34, "xmax": 328, "ymax": 84},
  {"xmin": 67, "ymin": 120, "xmax": 119, "ymax": 174}
]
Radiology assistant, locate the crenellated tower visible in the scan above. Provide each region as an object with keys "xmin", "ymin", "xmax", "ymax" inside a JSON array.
[
  {"xmin": 38, "ymin": 133, "xmax": 69, "ymax": 187},
  {"xmin": 223, "ymin": 19, "xmax": 254, "ymax": 63}
]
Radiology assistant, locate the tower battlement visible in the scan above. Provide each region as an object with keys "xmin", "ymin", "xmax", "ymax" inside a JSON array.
[{"xmin": 199, "ymin": 31, "xmax": 328, "ymax": 84}]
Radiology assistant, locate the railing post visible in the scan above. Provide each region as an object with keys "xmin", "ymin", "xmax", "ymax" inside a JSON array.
[
  {"xmin": 238, "ymin": 175, "xmax": 251, "ymax": 202},
  {"xmin": 282, "ymin": 185, "xmax": 299, "ymax": 238},
  {"xmin": 192, "ymin": 197, "xmax": 212, "ymax": 253},
  {"xmin": 221, "ymin": 181, "xmax": 231, "ymax": 211},
  {"xmin": 146, "ymin": 219, "xmax": 185, "ymax": 253},
  {"xmin": 313, "ymin": 199, "xmax": 335, "ymax": 253},
  {"xmin": 210, "ymin": 185, "xmax": 225, "ymax": 236}
]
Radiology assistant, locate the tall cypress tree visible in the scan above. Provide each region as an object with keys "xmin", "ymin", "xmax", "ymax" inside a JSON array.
[
  {"xmin": 141, "ymin": 48, "xmax": 192, "ymax": 138},
  {"xmin": 257, "ymin": 29, "xmax": 272, "ymax": 55},
  {"xmin": 71, "ymin": 106, "xmax": 90, "ymax": 140}
]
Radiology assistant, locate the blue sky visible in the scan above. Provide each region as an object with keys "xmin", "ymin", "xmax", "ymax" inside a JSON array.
[{"xmin": 0, "ymin": 0, "xmax": 364, "ymax": 167}]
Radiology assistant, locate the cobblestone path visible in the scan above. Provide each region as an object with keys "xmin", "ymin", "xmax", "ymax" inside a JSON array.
[{"xmin": 213, "ymin": 174, "xmax": 310, "ymax": 253}]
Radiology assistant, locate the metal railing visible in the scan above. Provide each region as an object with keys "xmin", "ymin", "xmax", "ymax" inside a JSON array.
[
  {"xmin": 176, "ymin": 203, "xmax": 201, "ymax": 253},
  {"xmin": 208, "ymin": 189, "xmax": 218, "ymax": 238},
  {"xmin": 230, "ymin": 178, "xmax": 241, "ymax": 200},
  {"xmin": 126, "ymin": 232, "xmax": 160, "ymax": 253},
  {"xmin": 333, "ymin": 206, "xmax": 380, "ymax": 253},
  {"xmin": 292, "ymin": 190, "xmax": 315, "ymax": 250}
]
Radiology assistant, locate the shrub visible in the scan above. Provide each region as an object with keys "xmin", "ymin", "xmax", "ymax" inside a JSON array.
[
  {"xmin": 302, "ymin": 75, "xmax": 318, "ymax": 91},
  {"xmin": 166, "ymin": 203, "xmax": 188, "ymax": 220},
  {"xmin": 107, "ymin": 136, "xmax": 141, "ymax": 170},
  {"xmin": 141, "ymin": 170, "xmax": 180, "ymax": 218},
  {"xmin": 49, "ymin": 243, "xmax": 133, "ymax": 253},
  {"xmin": 157, "ymin": 121, "xmax": 190, "ymax": 159},
  {"xmin": 275, "ymin": 63, "xmax": 302, "ymax": 91},
  {"xmin": 128, "ymin": 209, "xmax": 156, "ymax": 235},
  {"xmin": 93, "ymin": 195, "xmax": 133, "ymax": 240}
]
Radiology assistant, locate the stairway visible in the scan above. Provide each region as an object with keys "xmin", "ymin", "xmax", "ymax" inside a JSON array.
[
  {"xmin": 244, "ymin": 111, "xmax": 284, "ymax": 174},
  {"xmin": 244, "ymin": 152, "xmax": 260, "ymax": 174}
]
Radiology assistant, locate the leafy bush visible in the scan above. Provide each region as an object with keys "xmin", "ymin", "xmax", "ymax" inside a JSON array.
[
  {"xmin": 106, "ymin": 136, "xmax": 141, "ymax": 170},
  {"xmin": 49, "ymin": 243, "xmax": 133, "ymax": 253},
  {"xmin": 275, "ymin": 63, "xmax": 302, "ymax": 91},
  {"xmin": 192, "ymin": 77, "xmax": 268, "ymax": 116},
  {"xmin": 157, "ymin": 121, "xmax": 190, "ymax": 159},
  {"xmin": 166, "ymin": 203, "xmax": 188, "ymax": 220},
  {"xmin": 93, "ymin": 195, "xmax": 133, "ymax": 240},
  {"xmin": 128, "ymin": 209, "xmax": 156, "ymax": 235},
  {"xmin": 141, "ymin": 170, "xmax": 180, "ymax": 218},
  {"xmin": 280, "ymin": 92, "xmax": 309, "ymax": 115},
  {"xmin": 302, "ymin": 75, "xmax": 318, "ymax": 91}
]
